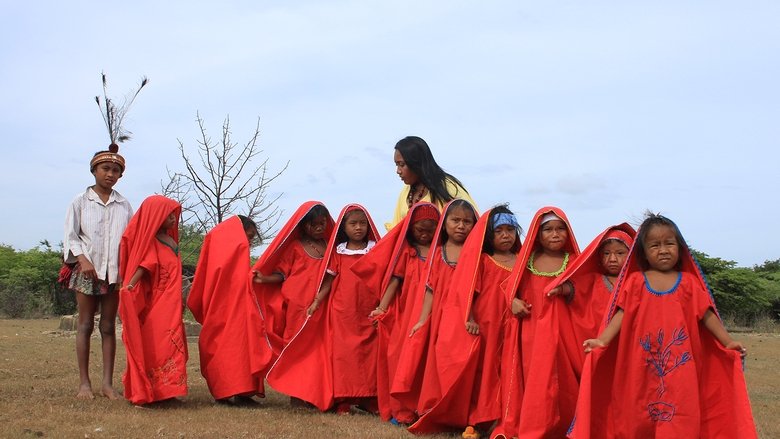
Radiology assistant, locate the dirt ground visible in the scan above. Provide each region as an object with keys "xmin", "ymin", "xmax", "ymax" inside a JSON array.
[{"xmin": 0, "ymin": 319, "xmax": 776, "ymax": 438}]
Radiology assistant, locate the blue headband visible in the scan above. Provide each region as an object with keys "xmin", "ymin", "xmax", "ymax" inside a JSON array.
[{"xmin": 493, "ymin": 212, "xmax": 519, "ymax": 229}]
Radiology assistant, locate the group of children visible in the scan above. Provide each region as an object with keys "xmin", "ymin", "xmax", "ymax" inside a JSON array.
[{"xmin": 64, "ymin": 148, "xmax": 757, "ymax": 439}]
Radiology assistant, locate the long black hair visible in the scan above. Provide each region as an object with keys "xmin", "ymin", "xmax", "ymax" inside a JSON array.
[
  {"xmin": 483, "ymin": 204, "xmax": 522, "ymax": 255},
  {"xmin": 395, "ymin": 136, "xmax": 469, "ymax": 205}
]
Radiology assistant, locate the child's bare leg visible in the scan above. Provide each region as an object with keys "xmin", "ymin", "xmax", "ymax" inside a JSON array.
[
  {"xmin": 98, "ymin": 291, "xmax": 122, "ymax": 400},
  {"xmin": 75, "ymin": 293, "xmax": 98, "ymax": 399}
]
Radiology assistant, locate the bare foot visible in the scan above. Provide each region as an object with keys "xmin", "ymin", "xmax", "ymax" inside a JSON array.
[
  {"xmin": 101, "ymin": 385, "xmax": 123, "ymax": 400},
  {"xmin": 76, "ymin": 383, "xmax": 95, "ymax": 400}
]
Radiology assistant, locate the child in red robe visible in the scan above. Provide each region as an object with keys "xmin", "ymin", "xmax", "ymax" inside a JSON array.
[
  {"xmin": 545, "ymin": 223, "xmax": 636, "ymax": 374},
  {"xmin": 187, "ymin": 215, "xmax": 272, "ymax": 405},
  {"xmin": 391, "ymin": 199, "xmax": 478, "ymax": 418},
  {"xmin": 266, "ymin": 204, "xmax": 381, "ymax": 414},
  {"xmin": 351, "ymin": 202, "xmax": 439, "ymax": 424},
  {"xmin": 569, "ymin": 213, "xmax": 757, "ymax": 438},
  {"xmin": 493, "ymin": 206, "xmax": 581, "ymax": 439},
  {"xmin": 251, "ymin": 201, "xmax": 335, "ymax": 354},
  {"xmin": 119, "ymin": 195, "xmax": 188, "ymax": 405},
  {"xmin": 410, "ymin": 205, "xmax": 521, "ymax": 436}
]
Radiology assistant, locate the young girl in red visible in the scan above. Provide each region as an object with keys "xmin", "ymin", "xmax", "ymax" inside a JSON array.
[
  {"xmin": 351, "ymin": 202, "xmax": 440, "ymax": 424},
  {"xmin": 119, "ymin": 195, "xmax": 188, "ymax": 405},
  {"xmin": 266, "ymin": 204, "xmax": 381, "ymax": 414},
  {"xmin": 187, "ymin": 215, "xmax": 270, "ymax": 405},
  {"xmin": 410, "ymin": 205, "xmax": 521, "ymax": 436},
  {"xmin": 570, "ymin": 214, "xmax": 757, "ymax": 438},
  {"xmin": 493, "ymin": 206, "xmax": 581, "ymax": 439},
  {"xmin": 251, "ymin": 201, "xmax": 335, "ymax": 354},
  {"xmin": 545, "ymin": 223, "xmax": 636, "ymax": 373},
  {"xmin": 391, "ymin": 199, "xmax": 478, "ymax": 419}
]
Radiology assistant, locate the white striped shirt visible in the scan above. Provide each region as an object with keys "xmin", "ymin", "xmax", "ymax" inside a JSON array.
[{"xmin": 63, "ymin": 187, "xmax": 133, "ymax": 284}]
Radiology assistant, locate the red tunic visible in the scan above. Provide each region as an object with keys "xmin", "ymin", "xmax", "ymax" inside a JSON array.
[
  {"xmin": 568, "ymin": 246, "xmax": 757, "ymax": 438},
  {"xmin": 493, "ymin": 206, "xmax": 581, "ymax": 439},
  {"xmin": 410, "ymin": 208, "xmax": 514, "ymax": 434},
  {"xmin": 186, "ymin": 216, "xmax": 271, "ymax": 400},
  {"xmin": 265, "ymin": 204, "xmax": 380, "ymax": 410},
  {"xmin": 350, "ymin": 202, "xmax": 439, "ymax": 422},
  {"xmin": 119, "ymin": 195, "xmax": 188, "ymax": 405},
  {"xmin": 547, "ymin": 223, "xmax": 637, "ymax": 376},
  {"xmin": 251, "ymin": 201, "xmax": 334, "ymax": 355}
]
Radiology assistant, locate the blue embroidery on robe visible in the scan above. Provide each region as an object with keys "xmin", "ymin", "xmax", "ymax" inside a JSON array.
[{"xmin": 640, "ymin": 327, "xmax": 691, "ymax": 422}]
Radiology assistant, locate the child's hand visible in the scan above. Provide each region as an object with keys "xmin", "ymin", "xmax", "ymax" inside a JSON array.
[
  {"xmin": 306, "ymin": 300, "xmax": 320, "ymax": 316},
  {"xmin": 547, "ymin": 281, "xmax": 572, "ymax": 299},
  {"xmin": 725, "ymin": 340, "xmax": 748, "ymax": 358},
  {"xmin": 583, "ymin": 338, "xmax": 607, "ymax": 353},
  {"xmin": 409, "ymin": 321, "xmax": 425, "ymax": 337},
  {"xmin": 78, "ymin": 258, "xmax": 97, "ymax": 280},
  {"xmin": 465, "ymin": 320, "xmax": 479, "ymax": 335},
  {"xmin": 252, "ymin": 271, "xmax": 265, "ymax": 284},
  {"xmin": 511, "ymin": 298, "xmax": 532, "ymax": 318}
]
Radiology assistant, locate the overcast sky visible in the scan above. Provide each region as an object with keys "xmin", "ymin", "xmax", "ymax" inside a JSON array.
[{"xmin": 1, "ymin": 1, "xmax": 778, "ymax": 267}]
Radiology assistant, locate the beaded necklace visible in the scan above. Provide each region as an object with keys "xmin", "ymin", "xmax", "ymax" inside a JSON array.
[
  {"xmin": 527, "ymin": 251, "xmax": 569, "ymax": 277},
  {"xmin": 406, "ymin": 184, "xmax": 428, "ymax": 207}
]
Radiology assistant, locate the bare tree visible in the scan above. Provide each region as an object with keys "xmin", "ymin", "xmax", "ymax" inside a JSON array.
[{"xmin": 163, "ymin": 113, "xmax": 288, "ymax": 244}]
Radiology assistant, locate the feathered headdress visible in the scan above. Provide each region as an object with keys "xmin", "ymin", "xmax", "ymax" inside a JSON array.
[{"xmin": 94, "ymin": 72, "xmax": 148, "ymax": 153}]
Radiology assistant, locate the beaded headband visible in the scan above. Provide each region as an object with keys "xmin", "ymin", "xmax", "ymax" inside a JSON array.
[{"xmin": 90, "ymin": 151, "xmax": 126, "ymax": 172}]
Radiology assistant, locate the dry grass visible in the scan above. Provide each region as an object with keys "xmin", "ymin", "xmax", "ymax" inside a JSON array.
[{"xmin": 0, "ymin": 319, "xmax": 777, "ymax": 438}]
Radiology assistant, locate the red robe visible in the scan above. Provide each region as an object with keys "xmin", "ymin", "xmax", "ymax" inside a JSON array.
[
  {"xmin": 493, "ymin": 206, "xmax": 581, "ymax": 439},
  {"xmin": 392, "ymin": 199, "xmax": 478, "ymax": 416},
  {"xmin": 568, "ymin": 233, "xmax": 757, "ymax": 439},
  {"xmin": 251, "ymin": 201, "xmax": 334, "ymax": 355},
  {"xmin": 350, "ymin": 202, "xmax": 438, "ymax": 422},
  {"xmin": 119, "ymin": 195, "xmax": 188, "ymax": 405},
  {"xmin": 266, "ymin": 204, "xmax": 381, "ymax": 410},
  {"xmin": 410, "ymin": 207, "xmax": 515, "ymax": 434},
  {"xmin": 186, "ymin": 216, "xmax": 271, "ymax": 400},
  {"xmin": 546, "ymin": 223, "xmax": 637, "ymax": 375}
]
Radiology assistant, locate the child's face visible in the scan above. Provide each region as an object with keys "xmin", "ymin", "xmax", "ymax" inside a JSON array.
[
  {"xmin": 304, "ymin": 215, "xmax": 328, "ymax": 240},
  {"xmin": 600, "ymin": 240, "xmax": 629, "ymax": 276},
  {"xmin": 244, "ymin": 226, "xmax": 258, "ymax": 244},
  {"xmin": 343, "ymin": 210, "xmax": 368, "ymax": 242},
  {"xmin": 444, "ymin": 206, "xmax": 476, "ymax": 244},
  {"xmin": 162, "ymin": 212, "xmax": 177, "ymax": 231},
  {"xmin": 91, "ymin": 162, "xmax": 123, "ymax": 190},
  {"xmin": 411, "ymin": 219, "xmax": 437, "ymax": 246},
  {"xmin": 643, "ymin": 224, "xmax": 680, "ymax": 272},
  {"xmin": 538, "ymin": 219, "xmax": 568, "ymax": 252},
  {"xmin": 493, "ymin": 224, "xmax": 517, "ymax": 253},
  {"xmin": 394, "ymin": 150, "xmax": 419, "ymax": 186}
]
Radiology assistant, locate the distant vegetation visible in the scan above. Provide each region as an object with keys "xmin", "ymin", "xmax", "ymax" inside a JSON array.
[{"xmin": 1, "ymin": 240, "xmax": 778, "ymax": 328}]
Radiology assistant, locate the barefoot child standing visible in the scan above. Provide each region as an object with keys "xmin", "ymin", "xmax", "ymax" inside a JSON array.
[{"xmin": 63, "ymin": 149, "xmax": 133, "ymax": 399}]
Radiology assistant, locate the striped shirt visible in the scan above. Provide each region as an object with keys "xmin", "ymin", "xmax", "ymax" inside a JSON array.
[{"xmin": 64, "ymin": 187, "xmax": 133, "ymax": 284}]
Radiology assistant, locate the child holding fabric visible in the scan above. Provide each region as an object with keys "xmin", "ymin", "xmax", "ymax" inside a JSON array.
[
  {"xmin": 570, "ymin": 213, "xmax": 756, "ymax": 438},
  {"xmin": 119, "ymin": 195, "xmax": 187, "ymax": 405}
]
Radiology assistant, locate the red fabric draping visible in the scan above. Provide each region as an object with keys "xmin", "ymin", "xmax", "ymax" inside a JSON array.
[
  {"xmin": 266, "ymin": 204, "xmax": 381, "ymax": 410},
  {"xmin": 250, "ymin": 201, "xmax": 334, "ymax": 355},
  {"xmin": 119, "ymin": 195, "xmax": 187, "ymax": 405},
  {"xmin": 186, "ymin": 216, "xmax": 272, "ymax": 400},
  {"xmin": 410, "ymin": 207, "xmax": 516, "ymax": 434},
  {"xmin": 350, "ymin": 202, "xmax": 438, "ymax": 422},
  {"xmin": 568, "ymin": 225, "xmax": 757, "ymax": 438},
  {"xmin": 492, "ymin": 206, "xmax": 581, "ymax": 439}
]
